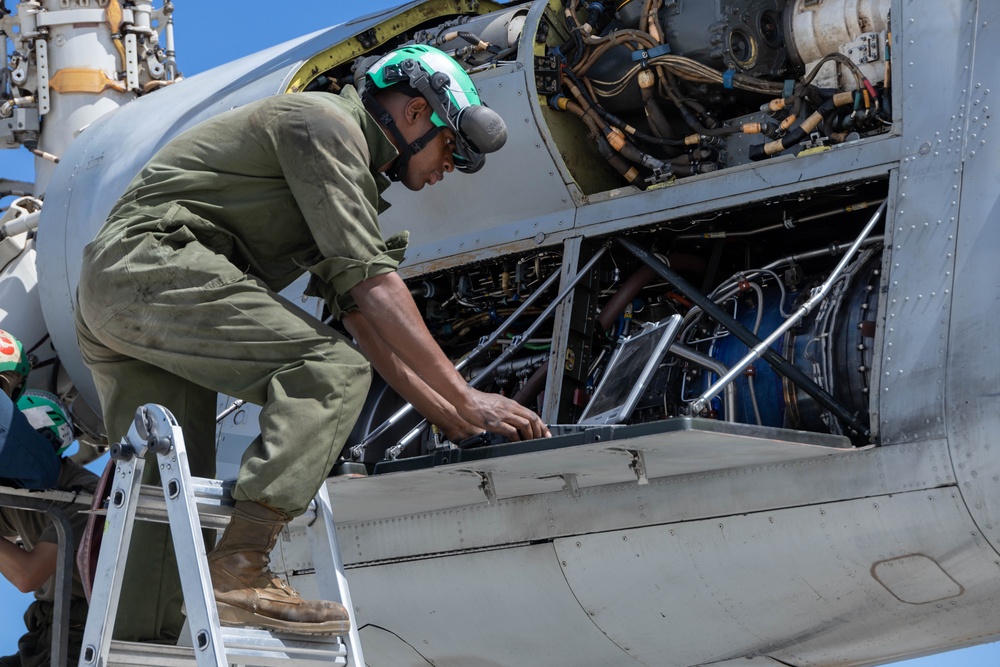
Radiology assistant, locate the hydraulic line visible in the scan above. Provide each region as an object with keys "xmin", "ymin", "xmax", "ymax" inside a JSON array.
[
  {"xmin": 750, "ymin": 91, "xmax": 855, "ymax": 160},
  {"xmin": 616, "ymin": 236, "xmax": 871, "ymax": 438},
  {"xmin": 384, "ymin": 246, "xmax": 610, "ymax": 459},
  {"xmin": 669, "ymin": 343, "xmax": 737, "ymax": 422},
  {"xmin": 673, "ymin": 199, "xmax": 887, "ymax": 241},
  {"xmin": 351, "ymin": 265, "xmax": 564, "ymax": 458},
  {"xmin": 688, "ymin": 201, "xmax": 887, "ymax": 421}
]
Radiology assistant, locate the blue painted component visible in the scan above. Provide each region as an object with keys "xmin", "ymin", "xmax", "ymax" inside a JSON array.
[{"xmin": 708, "ymin": 286, "xmax": 795, "ymax": 426}]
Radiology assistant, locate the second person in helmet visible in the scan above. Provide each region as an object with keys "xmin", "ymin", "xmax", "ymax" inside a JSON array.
[{"xmin": 75, "ymin": 45, "xmax": 548, "ymax": 642}]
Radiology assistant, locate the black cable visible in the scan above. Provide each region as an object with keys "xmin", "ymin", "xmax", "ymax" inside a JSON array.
[{"xmin": 563, "ymin": 67, "xmax": 686, "ymax": 147}]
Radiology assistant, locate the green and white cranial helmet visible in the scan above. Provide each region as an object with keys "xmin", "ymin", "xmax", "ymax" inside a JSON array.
[
  {"xmin": 17, "ymin": 390, "xmax": 74, "ymax": 455},
  {"xmin": 358, "ymin": 44, "xmax": 507, "ymax": 177},
  {"xmin": 0, "ymin": 329, "xmax": 30, "ymax": 400}
]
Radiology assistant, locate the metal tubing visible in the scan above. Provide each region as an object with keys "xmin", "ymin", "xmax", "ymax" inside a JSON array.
[
  {"xmin": 617, "ymin": 236, "xmax": 872, "ymax": 437},
  {"xmin": 762, "ymin": 236, "xmax": 884, "ymax": 272},
  {"xmin": 354, "ymin": 265, "xmax": 563, "ymax": 454},
  {"xmin": 668, "ymin": 343, "xmax": 737, "ymax": 421},
  {"xmin": 690, "ymin": 201, "xmax": 887, "ymax": 415},
  {"xmin": 388, "ymin": 245, "xmax": 609, "ymax": 458},
  {"xmin": 691, "ymin": 201, "xmax": 886, "ymax": 422}
]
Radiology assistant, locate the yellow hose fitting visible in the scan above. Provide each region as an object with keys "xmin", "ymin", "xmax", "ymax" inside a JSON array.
[{"xmin": 607, "ymin": 128, "xmax": 627, "ymax": 151}]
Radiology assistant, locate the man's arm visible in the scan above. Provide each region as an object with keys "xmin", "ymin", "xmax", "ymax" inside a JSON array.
[
  {"xmin": 349, "ymin": 272, "xmax": 550, "ymax": 442},
  {"xmin": 342, "ymin": 310, "xmax": 481, "ymax": 440},
  {"xmin": 0, "ymin": 536, "xmax": 56, "ymax": 593}
]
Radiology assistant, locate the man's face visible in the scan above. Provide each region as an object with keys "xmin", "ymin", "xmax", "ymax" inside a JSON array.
[
  {"xmin": 384, "ymin": 94, "xmax": 458, "ymax": 191},
  {"xmin": 400, "ymin": 124, "xmax": 457, "ymax": 191}
]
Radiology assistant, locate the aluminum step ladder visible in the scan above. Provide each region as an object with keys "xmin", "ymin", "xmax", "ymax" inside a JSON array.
[{"xmin": 78, "ymin": 403, "xmax": 366, "ymax": 667}]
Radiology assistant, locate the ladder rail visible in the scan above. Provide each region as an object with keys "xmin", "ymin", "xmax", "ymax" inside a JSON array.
[
  {"xmin": 79, "ymin": 436, "xmax": 147, "ymax": 666},
  {"xmin": 79, "ymin": 403, "xmax": 360, "ymax": 667},
  {"xmin": 308, "ymin": 484, "xmax": 365, "ymax": 667},
  {"xmin": 149, "ymin": 406, "xmax": 230, "ymax": 666}
]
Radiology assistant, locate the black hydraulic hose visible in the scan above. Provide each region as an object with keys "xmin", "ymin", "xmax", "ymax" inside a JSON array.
[
  {"xmin": 750, "ymin": 91, "xmax": 853, "ymax": 161},
  {"xmin": 617, "ymin": 236, "xmax": 870, "ymax": 438},
  {"xmin": 562, "ymin": 67, "xmax": 686, "ymax": 148},
  {"xmin": 595, "ymin": 103, "xmax": 687, "ymax": 147},
  {"xmin": 564, "ymin": 13, "xmax": 585, "ymax": 67}
]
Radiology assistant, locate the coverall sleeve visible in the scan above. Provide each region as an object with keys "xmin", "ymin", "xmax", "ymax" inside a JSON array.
[
  {"xmin": 0, "ymin": 511, "xmax": 16, "ymax": 539},
  {"xmin": 267, "ymin": 103, "xmax": 406, "ymax": 318}
]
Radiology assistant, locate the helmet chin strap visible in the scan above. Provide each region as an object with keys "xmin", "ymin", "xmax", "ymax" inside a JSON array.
[{"xmin": 362, "ymin": 91, "xmax": 444, "ymax": 182}]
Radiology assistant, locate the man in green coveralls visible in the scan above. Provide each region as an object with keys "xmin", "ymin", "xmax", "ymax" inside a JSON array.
[{"xmin": 75, "ymin": 45, "xmax": 549, "ymax": 640}]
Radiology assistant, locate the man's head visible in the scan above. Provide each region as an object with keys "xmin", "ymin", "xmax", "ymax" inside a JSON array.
[
  {"xmin": 356, "ymin": 44, "xmax": 508, "ymax": 190},
  {"xmin": 0, "ymin": 329, "xmax": 30, "ymax": 400}
]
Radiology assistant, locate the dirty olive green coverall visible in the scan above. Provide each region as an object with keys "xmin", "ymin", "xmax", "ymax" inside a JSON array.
[{"xmin": 75, "ymin": 87, "xmax": 403, "ymax": 641}]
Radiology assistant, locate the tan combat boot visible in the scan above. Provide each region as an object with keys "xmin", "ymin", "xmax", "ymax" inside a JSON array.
[{"xmin": 207, "ymin": 500, "xmax": 351, "ymax": 636}]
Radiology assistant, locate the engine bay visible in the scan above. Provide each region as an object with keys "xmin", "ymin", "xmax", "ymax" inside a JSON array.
[{"xmin": 295, "ymin": 0, "xmax": 895, "ymax": 471}]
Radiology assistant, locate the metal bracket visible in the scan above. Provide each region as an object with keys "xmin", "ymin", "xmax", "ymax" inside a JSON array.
[
  {"xmin": 626, "ymin": 449, "xmax": 649, "ymax": 485},
  {"xmin": 534, "ymin": 55, "xmax": 559, "ymax": 95},
  {"xmin": 474, "ymin": 471, "xmax": 497, "ymax": 504},
  {"xmin": 35, "ymin": 39, "xmax": 51, "ymax": 115},
  {"xmin": 135, "ymin": 404, "xmax": 176, "ymax": 454},
  {"xmin": 357, "ymin": 28, "xmax": 378, "ymax": 50},
  {"xmin": 560, "ymin": 473, "xmax": 581, "ymax": 497}
]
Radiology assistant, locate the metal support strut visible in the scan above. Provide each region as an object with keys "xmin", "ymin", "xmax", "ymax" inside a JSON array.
[{"xmin": 617, "ymin": 219, "xmax": 876, "ymax": 439}]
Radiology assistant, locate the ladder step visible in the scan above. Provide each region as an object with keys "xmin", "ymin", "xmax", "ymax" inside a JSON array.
[
  {"xmin": 217, "ymin": 626, "xmax": 348, "ymax": 664},
  {"xmin": 108, "ymin": 628, "xmax": 348, "ymax": 666}
]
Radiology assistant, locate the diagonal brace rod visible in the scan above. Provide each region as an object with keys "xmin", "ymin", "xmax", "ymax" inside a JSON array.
[{"xmin": 617, "ymin": 211, "xmax": 878, "ymax": 439}]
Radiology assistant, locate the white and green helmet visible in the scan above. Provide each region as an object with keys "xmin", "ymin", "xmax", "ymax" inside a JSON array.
[
  {"xmin": 17, "ymin": 390, "xmax": 74, "ymax": 455},
  {"xmin": 358, "ymin": 44, "xmax": 507, "ymax": 176}
]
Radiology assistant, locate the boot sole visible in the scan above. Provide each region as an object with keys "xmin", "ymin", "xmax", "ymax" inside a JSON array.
[{"xmin": 216, "ymin": 602, "xmax": 351, "ymax": 637}]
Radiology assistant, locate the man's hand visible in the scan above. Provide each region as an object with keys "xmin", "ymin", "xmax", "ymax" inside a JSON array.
[
  {"xmin": 350, "ymin": 272, "xmax": 552, "ymax": 443},
  {"xmin": 460, "ymin": 389, "xmax": 551, "ymax": 442}
]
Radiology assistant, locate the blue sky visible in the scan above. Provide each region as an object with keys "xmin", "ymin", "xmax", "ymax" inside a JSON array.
[{"xmin": 2, "ymin": 1, "xmax": 999, "ymax": 664}]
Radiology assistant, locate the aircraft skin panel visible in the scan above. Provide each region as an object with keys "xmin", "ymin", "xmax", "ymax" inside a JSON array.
[
  {"xmin": 328, "ymin": 440, "xmax": 953, "ymax": 567},
  {"xmin": 945, "ymin": 1, "xmax": 1000, "ymax": 561},
  {"xmin": 336, "ymin": 487, "xmax": 1000, "ymax": 667},
  {"xmin": 325, "ymin": 419, "xmax": 852, "ymax": 524},
  {"xmin": 345, "ymin": 543, "xmax": 639, "ymax": 667},
  {"xmin": 877, "ymin": 0, "xmax": 974, "ymax": 447},
  {"xmin": 552, "ymin": 489, "xmax": 997, "ymax": 666},
  {"xmin": 356, "ymin": 626, "xmax": 435, "ymax": 667}
]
